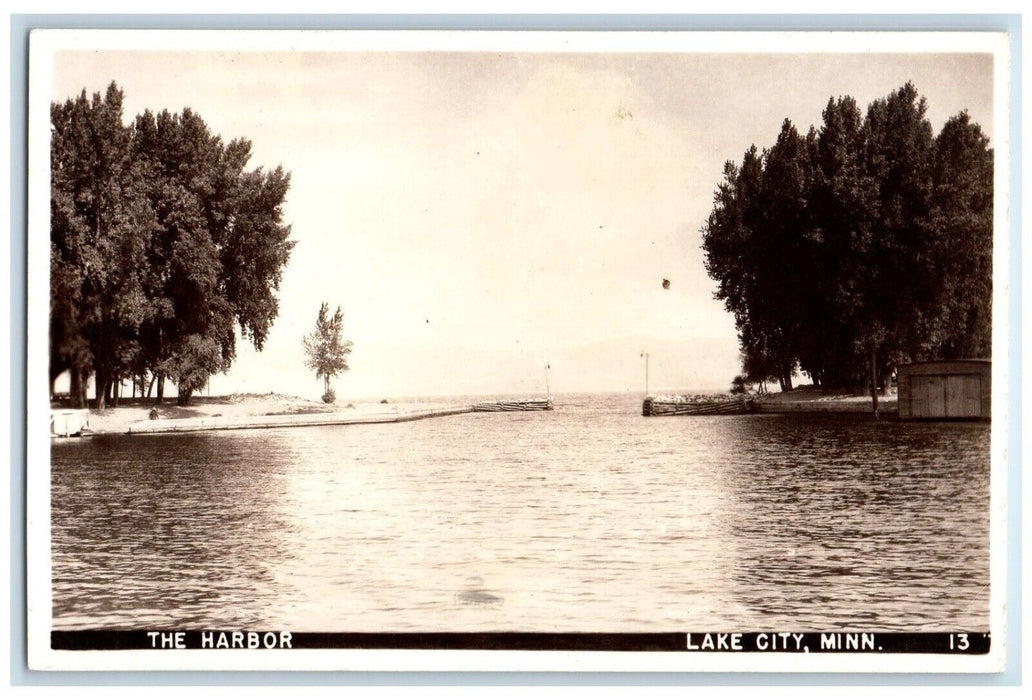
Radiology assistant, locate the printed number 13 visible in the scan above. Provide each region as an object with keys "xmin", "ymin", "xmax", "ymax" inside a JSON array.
[{"xmin": 949, "ymin": 634, "xmax": 970, "ymax": 651}]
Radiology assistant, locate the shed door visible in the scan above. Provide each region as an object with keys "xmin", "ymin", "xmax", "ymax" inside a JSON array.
[
  {"xmin": 946, "ymin": 375, "xmax": 981, "ymax": 418},
  {"xmin": 912, "ymin": 375, "xmax": 946, "ymax": 418}
]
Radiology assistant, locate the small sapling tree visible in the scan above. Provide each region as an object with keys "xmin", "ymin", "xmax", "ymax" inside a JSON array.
[{"xmin": 302, "ymin": 302, "xmax": 352, "ymax": 403}]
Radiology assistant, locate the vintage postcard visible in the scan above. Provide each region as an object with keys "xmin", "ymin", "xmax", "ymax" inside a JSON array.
[{"xmin": 26, "ymin": 28, "xmax": 1011, "ymax": 673}]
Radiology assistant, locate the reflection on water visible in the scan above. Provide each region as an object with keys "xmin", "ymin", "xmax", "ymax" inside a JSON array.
[{"xmin": 51, "ymin": 394, "xmax": 990, "ymax": 632}]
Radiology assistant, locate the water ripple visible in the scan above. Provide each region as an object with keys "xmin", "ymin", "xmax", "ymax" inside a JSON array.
[{"xmin": 51, "ymin": 396, "xmax": 990, "ymax": 632}]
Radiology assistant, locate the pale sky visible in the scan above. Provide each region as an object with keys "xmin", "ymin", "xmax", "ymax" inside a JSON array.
[{"xmin": 49, "ymin": 40, "xmax": 996, "ymax": 400}]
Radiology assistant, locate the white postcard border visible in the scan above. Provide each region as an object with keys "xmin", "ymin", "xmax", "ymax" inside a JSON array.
[{"xmin": 26, "ymin": 27, "xmax": 1012, "ymax": 674}]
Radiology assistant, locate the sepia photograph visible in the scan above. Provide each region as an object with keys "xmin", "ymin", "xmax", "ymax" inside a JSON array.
[{"xmin": 26, "ymin": 28, "xmax": 1011, "ymax": 673}]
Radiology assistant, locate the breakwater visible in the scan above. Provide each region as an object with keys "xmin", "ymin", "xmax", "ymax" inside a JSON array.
[
  {"xmin": 643, "ymin": 395, "xmax": 898, "ymax": 417},
  {"xmin": 472, "ymin": 399, "xmax": 553, "ymax": 412},
  {"xmin": 124, "ymin": 399, "xmax": 553, "ymax": 435},
  {"xmin": 642, "ymin": 396, "xmax": 754, "ymax": 416}
]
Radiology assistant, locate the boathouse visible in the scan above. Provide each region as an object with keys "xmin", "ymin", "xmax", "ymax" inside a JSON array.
[{"xmin": 896, "ymin": 360, "xmax": 991, "ymax": 421}]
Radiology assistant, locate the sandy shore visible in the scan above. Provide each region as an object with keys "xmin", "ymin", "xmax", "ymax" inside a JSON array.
[
  {"xmin": 755, "ymin": 386, "xmax": 896, "ymax": 402},
  {"xmin": 60, "ymin": 393, "xmax": 459, "ymax": 435},
  {"xmin": 754, "ymin": 387, "xmax": 898, "ymax": 413},
  {"xmin": 647, "ymin": 387, "xmax": 897, "ymax": 415}
]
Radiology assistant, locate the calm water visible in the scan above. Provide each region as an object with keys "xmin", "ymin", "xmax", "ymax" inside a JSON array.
[{"xmin": 51, "ymin": 393, "xmax": 991, "ymax": 632}]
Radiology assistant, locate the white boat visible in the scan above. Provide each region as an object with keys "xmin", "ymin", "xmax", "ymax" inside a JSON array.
[{"xmin": 50, "ymin": 409, "xmax": 90, "ymax": 437}]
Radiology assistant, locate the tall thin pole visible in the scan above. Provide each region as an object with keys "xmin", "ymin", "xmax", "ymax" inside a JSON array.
[
  {"xmin": 545, "ymin": 363, "xmax": 551, "ymax": 398},
  {"xmin": 641, "ymin": 352, "xmax": 649, "ymax": 396}
]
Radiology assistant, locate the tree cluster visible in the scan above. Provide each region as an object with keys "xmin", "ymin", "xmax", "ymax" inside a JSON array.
[
  {"xmin": 702, "ymin": 83, "xmax": 992, "ymax": 400},
  {"xmin": 51, "ymin": 83, "xmax": 295, "ymax": 407}
]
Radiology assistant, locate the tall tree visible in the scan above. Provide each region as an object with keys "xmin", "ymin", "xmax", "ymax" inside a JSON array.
[
  {"xmin": 220, "ymin": 164, "xmax": 294, "ymax": 351},
  {"xmin": 754, "ymin": 119, "xmax": 815, "ymax": 390},
  {"xmin": 702, "ymin": 147, "xmax": 784, "ymax": 386},
  {"xmin": 925, "ymin": 112, "xmax": 993, "ymax": 359},
  {"xmin": 857, "ymin": 82, "xmax": 935, "ymax": 415},
  {"xmin": 50, "ymin": 84, "xmax": 153, "ymax": 409},
  {"xmin": 704, "ymin": 126, "xmax": 806, "ymax": 393},
  {"xmin": 809, "ymin": 95, "xmax": 879, "ymax": 390}
]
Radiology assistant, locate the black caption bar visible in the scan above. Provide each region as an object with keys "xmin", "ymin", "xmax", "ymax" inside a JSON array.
[{"xmin": 51, "ymin": 631, "xmax": 990, "ymax": 654}]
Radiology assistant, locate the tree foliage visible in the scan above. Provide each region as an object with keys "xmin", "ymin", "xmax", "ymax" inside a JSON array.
[
  {"xmin": 302, "ymin": 303, "xmax": 353, "ymax": 402},
  {"xmin": 702, "ymin": 83, "xmax": 993, "ymax": 408},
  {"xmin": 50, "ymin": 82, "xmax": 294, "ymax": 407}
]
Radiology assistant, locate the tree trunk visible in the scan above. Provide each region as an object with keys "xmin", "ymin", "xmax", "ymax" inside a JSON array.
[
  {"xmin": 177, "ymin": 388, "xmax": 193, "ymax": 407},
  {"xmin": 146, "ymin": 374, "xmax": 155, "ymax": 399},
  {"xmin": 869, "ymin": 345, "xmax": 879, "ymax": 420},
  {"xmin": 79, "ymin": 370, "xmax": 89, "ymax": 408},
  {"xmin": 69, "ymin": 369, "xmax": 82, "ymax": 408},
  {"xmin": 94, "ymin": 368, "xmax": 108, "ymax": 410},
  {"xmin": 156, "ymin": 373, "xmax": 165, "ymax": 404}
]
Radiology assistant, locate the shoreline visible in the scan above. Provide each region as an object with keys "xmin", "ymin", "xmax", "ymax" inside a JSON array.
[
  {"xmin": 55, "ymin": 388, "xmax": 898, "ymax": 436},
  {"xmin": 55, "ymin": 393, "xmax": 464, "ymax": 436},
  {"xmin": 54, "ymin": 393, "xmax": 554, "ymax": 435},
  {"xmin": 645, "ymin": 387, "xmax": 897, "ymax": 417},
  {"xmin": 754, "ymin": 387, "xmax": 897, "ymax": 415}
]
